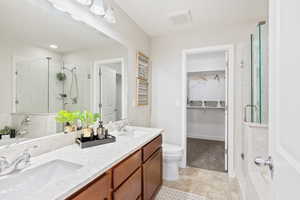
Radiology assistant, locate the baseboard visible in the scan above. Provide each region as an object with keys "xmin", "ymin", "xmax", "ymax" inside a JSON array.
[{"xmin": 187, "ymin": 134, "xmax": 225, "ymax": 141}]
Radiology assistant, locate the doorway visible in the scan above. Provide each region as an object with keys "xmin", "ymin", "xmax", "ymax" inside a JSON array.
[
  {"xmin": 92, "ymin": 58, "xmax": 126, "ymax": 123},
  {"xmin": 182, "ymin": 45, "xmax": 234, "ymax": 175}
]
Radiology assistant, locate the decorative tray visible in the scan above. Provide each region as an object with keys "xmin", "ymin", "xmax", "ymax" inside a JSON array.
[{"xmin": 76, "ymin": 135, "xmax": 116, "ymax": 149}]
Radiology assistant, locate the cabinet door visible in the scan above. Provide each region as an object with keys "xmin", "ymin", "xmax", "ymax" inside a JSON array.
[
  {"xmin": 113, "ymin": 150, "xmax": 142, "ymax": 189},
  {"xmin": 143, "ymin": 148, "xmax": 162, "ymax": 200},
  {"xmin": 143, "ymin": 135, "xmax": 162, "ymax": 162},
  {"xmin": 68, "ymin": 172, "xmax": 111, "ymax": 200},
  {"xmin": 114, "ymin": 168, "xmax": 142, "ymax": 200}
]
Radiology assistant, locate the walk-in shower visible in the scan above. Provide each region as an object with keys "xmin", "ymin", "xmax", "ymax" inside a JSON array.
[{"xmin": 15, "ymin": 57, "xmax": 80, "ymax": 113}]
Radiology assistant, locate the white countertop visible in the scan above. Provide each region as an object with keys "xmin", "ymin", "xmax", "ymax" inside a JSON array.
[{"xmin": 0, "ymin": 126, "xmax": 163, "ymax": 200}]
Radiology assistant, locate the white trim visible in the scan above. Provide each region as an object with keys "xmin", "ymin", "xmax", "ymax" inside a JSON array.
[
  {"xmin": 181, "ymin": 44, "xmax": 235, "ymax": 177},
  {"xmin": 243, "ymin": 122, "xmax": 268, "ymax": 129},
  {"xmin": 12, "ymin": 56, "xmax": 17, "ymax": 113},
  {"xmin": 92, "ymin": 58, "xmax": 127, "ymax": 120},
  {"xmin": 187, "ymin": 135, "xmax": 225, "ymax": 142}
]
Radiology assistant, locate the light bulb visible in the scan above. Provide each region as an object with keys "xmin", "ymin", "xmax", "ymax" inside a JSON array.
[
  {"xmin": 90, "ymin": 0, "xmax": 105, "ymax": 16},
  {"xmin": 104, "ymin": 7, "xmax": 116, "ymax": 23},
  {"xmin": 49, "ymin": 44, "xmax": 58, "ymax": 49},
  {"xmin": 76, "ymin": 0, "xmax": 92, "ymax": 6}
]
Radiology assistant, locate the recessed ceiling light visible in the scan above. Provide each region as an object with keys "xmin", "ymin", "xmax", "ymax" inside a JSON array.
[
  {"xmin": 49, "ymin": 44, "xmax": 58, "ymax": 49},
  {"xmin": 76, "ymin": 0, "xmax": 92, "ymax": 6}
]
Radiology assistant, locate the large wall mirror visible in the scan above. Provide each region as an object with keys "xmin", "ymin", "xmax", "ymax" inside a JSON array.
[{"xmin": 0, "ymin": 1, "xmax": 128, "ymax": 145}]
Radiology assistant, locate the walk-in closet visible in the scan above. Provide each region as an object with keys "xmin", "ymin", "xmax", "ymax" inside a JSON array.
[{"xmin": 186, "ymin": 50, "xmax": 227, "ymax": 172}]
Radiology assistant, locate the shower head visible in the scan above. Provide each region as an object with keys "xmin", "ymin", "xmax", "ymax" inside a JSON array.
[{"xmin": 63, "ymin": 66, "xmax": 77, "ymax": 72}]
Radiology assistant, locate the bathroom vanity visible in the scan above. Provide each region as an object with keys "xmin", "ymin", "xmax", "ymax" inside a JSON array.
[
  {"xmin": 67, "ymin": 135, "xmax": 162, "ymax": 200},
  {"xmin": 0, "ymin": 127, "xmax": 163, "ymax": 200}
]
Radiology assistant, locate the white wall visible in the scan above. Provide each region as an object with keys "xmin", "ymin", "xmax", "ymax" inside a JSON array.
[
  {"xmin": 151, "ymin": 23, "xmax": 256, "ymax": 171},
  {"xmin": 187, "ymin": 51, "xmax": 226, "ymax": 72},
  {"xmin": 187, "ymin": 109, "xmax": 225, "ymax": 141}
]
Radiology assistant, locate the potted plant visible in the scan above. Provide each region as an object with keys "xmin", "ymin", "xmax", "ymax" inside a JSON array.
[
  {"xmin": 56, "ymin": 110, "xmax": 78, "ymax": 133},
  {"xmin": 0, "ymin": 126, "xmax": 11, "ymax": 139},
  {"xmin": 78, "ymin": 111, "xmax": 100, "ymax": 138}
]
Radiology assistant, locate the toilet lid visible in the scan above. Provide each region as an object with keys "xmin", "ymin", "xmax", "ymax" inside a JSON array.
[{"xmin": 162, "ymin": 143, "xmax": 183, "ymax": 154}]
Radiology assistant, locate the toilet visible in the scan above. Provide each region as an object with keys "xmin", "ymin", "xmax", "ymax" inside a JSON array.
[{"xmin": 162, "ymin": 143, "xmax": 183, "ymax": 181}]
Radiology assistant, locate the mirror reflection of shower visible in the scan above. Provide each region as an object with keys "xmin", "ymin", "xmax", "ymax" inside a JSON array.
[{"xmin": 56, "ymin": 63, "xmax": 79, "ymax": 109}]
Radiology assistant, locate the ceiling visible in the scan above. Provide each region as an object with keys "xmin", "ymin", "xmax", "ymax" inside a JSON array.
[
  {"xmin": 114, "ymin": 0, "xmax": 268, "ymax": 37},
  {"xmin": 0, "ymin": 1, "xmax": 118, "ymax": 53}
]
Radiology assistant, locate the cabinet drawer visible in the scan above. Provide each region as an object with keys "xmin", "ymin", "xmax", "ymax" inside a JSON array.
[
  {"xmin": 114, "ymin": 168, "xmax": 142, "ymax": 200},
  {"xmin": 68, "ymin": 172, "xmax": 111, "ymax": 200},
  {"xmin": 143, "ymin": 135, "xmax": 162, "ymax": 162},
  {"xmin": 113, "ymin": 150, "xmax": 142, "ymax": 189}
]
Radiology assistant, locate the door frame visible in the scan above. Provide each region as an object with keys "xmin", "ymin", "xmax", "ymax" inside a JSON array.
[
  {"xmin": 181, "ymin": 44, "xmax": 235, "ymax": 177},
  {"xmin": 92, "ymin": 58, "xmax": 127, "ymax": 120}
]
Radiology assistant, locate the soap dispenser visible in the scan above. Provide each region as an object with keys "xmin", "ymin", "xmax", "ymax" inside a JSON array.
[{"xmin": 97, "ymin": 121, "xmax": 105, "ymax": 139}]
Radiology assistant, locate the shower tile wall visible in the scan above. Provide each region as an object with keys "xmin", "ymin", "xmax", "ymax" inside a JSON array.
[
  {"xmin": 16, "ymin": 59, "xmax": 49, "ymax": 113},
  {"xmin": 63, "ymin": 63, "xmax": 91, "ymax": 111}
]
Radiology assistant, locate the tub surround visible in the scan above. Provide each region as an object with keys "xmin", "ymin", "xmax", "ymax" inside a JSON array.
[
  {"xmin": 0, "ymin": 126, "xmax": 163, "ymax": 200},
  {"xmin": 238, "ymin": 122, "xmax": 269, "ymax": 200}
]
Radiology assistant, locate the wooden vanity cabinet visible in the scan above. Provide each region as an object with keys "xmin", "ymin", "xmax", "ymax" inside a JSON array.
[
  {"xmin": 66, "ymin": 135, "xmax": 162, "ymax": 200},
  {"xmin": 114, "ymin": 168, "xmax": 142, "ymax": 200},
  {"xmin": 113, "ymin": 150, "xmax": 142, "ymax": 189},
  {"xmin": 66, "ymin": 171, "xmax": 112, "ymax": 200}
]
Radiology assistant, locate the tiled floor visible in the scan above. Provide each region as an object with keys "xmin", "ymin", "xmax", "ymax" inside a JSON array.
[
  {"xmin": 187, "ymin": 138, "xmax": 225, "ymax": 172},
  {"xmin": 163, "ymin": 167, "xmax": 241, "ymax": 200}
]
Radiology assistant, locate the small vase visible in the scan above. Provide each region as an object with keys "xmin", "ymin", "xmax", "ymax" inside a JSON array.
[
  {"xmin": 64, "ymin": 125, "xmax": 73, "ymax": 133},
  {"xmin": 71, "ymin": 125, "xmax": 77, "ymax": 132},
  {"xmin": 82, "ymin": 127, "xmax": 92, "ymax": 138}
]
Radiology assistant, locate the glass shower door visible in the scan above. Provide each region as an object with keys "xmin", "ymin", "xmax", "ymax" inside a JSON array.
[
  {"xmin": 16, "ymin": 58, "xmax": 49, "ymax": 113},
  {"xmin": 251, "ymin": 22, "xmax": 268, "ymax": 124}
]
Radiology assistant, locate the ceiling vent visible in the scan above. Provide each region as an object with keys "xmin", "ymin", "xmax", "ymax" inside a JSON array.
[{"xmin": 168, "ymin": 9, "xmax": 192, "ymax": 25}]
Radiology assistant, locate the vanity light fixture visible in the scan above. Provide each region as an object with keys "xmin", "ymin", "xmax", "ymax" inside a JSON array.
[
  {"xmin": 76, "ymin": 0, "xmax": 92, "ymax": 6},
  {"xmin": 104, "ymin": 6, "xmax": 116, "ymax": 24},
  {"xmin": 90, "ymin": 0, "xmax": 106, "ymax": 16},
  {"xmin": 49, "ymin": 44, "xmax": 58, "ymax": 49}
]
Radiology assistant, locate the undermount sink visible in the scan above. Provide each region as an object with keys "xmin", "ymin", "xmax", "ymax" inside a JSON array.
[
  {"xmin": 0, "ymin": 159, "xmax": 82, "ymax": 199},
  {"xmin": 118, "ymin": 128, "xmax": 149, "ymax": 138}
]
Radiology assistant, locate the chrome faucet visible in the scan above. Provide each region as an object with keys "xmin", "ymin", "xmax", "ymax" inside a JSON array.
[
  {"xmin": 0, "ymin": 145, "xmax": 37, "ymax": 175},
  {"xmin": 16, "ymin": 115, "xmax": 31, "ymax": 136},
  {"xmin": 116, "ymin": 119, "xmax": 129, "ymax": 132}
]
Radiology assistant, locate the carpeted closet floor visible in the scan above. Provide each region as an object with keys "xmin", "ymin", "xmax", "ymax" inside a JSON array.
[{"xmin": 187, "ymin": 138, "xmax": 225, "ymax": 172}]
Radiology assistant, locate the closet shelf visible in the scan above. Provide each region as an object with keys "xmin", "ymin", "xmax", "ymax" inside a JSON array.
[
  {"xmin": 187, "ymin": 69, "xmax": 225, "ymax": 74},
  {"xmin": 187, "ymin": 105, "xmax": 225, "ymax": 110}
]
